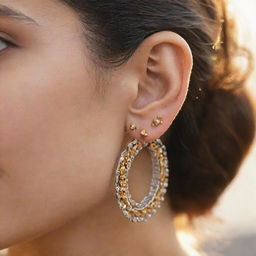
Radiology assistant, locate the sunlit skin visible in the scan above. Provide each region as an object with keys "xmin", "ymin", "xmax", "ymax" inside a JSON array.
[{"xmin": 0, "ymin": 1, "xmax": 193, "ymax": 255}]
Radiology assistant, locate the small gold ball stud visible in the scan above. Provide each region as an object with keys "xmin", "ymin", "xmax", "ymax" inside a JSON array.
[
  {"xmin": 140, "ymin": 129, "xmax": 148, "ymax": 137},
  {"xmin": 151, "ymin": 116, "xmax": 163, "ymax": 127},
  {"xmin": 129, "ymin": 123, "xmax": 137, "ymax": 131}
]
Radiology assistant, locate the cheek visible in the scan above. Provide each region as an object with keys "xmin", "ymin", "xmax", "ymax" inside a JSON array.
[{"xmin": 0, "ymin": 52, "xmax": 120, "ymax": 248}]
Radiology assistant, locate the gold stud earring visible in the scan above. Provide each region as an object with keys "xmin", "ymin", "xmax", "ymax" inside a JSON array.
[
  {"xmin": 140, "ymin": 129, "xmax": 148, "ymax": 137},
  {"xmin": 151, "ymin": 116, "xmax": 163, "ymax": 127},
  {"xmin": 129, "ymin": 123, "xmax": 137, "ymax": 131}
]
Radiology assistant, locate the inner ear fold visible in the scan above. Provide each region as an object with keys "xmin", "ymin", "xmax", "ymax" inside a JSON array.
[
  {"xmin": 125, "ymin": 31, "xmax": 193, "ymax": 142},
  {"xmin": 130, "ymin": 42, "xmax": 183, "ymax": 112}
]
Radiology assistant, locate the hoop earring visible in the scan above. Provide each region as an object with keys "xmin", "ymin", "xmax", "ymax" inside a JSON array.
[{"xmin": 115, "ymin": 138, "xmax": 169, "ymax": 222}]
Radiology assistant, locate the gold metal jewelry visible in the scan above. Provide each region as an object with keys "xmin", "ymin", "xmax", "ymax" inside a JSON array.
[
  {"xmin": 140, "ymin": 129, "xmax": 148, "ymax": 137},
  {"xmin": 114, "ymin": 138, "xmax": 169, "ymax": 222},
  {"xmin": 129, "ymin": 123, "xmax": 137, "ymax": 131},
  {"xmin": 151, "ymin": 116, "xmax": 163, "ymax": 127}
]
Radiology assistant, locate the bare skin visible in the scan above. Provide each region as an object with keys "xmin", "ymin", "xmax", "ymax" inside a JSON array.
[{"xmin": 0, "ymin": 0, "xmax": 193, "ymax": 255}]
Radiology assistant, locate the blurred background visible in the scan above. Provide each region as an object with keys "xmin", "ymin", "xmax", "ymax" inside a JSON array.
[{"xmin": 177, "ymin": 1, "xmax": 256, "ymax": 255}]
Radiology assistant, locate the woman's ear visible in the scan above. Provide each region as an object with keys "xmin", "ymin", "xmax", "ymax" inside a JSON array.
[{"xmin": 125, "ymin": 30, "xmax": 193, "ymax": 142}]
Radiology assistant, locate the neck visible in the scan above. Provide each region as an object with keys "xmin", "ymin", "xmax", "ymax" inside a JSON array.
[
  {"xmin": 7, "ymin": 140, "xmax": 187, "ymax": 256},
  {"xmin": 8, "ymin": 203, "xmax": 186, "ymax": 256}
]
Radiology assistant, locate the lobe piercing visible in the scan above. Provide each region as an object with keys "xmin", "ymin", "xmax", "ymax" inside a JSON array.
[
  {"xmin": 129, "ymin": 123, "xmax": 137, "ymax": 131},
  {"xmin": 140, "ymin": 129, "xmax": 148, "ymax": 137},
  {"xmin": 151, "ymin": 116, "xmax": 163, "ymax": 127}
]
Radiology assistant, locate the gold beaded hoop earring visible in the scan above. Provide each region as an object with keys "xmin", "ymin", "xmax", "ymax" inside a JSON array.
[{"xmin": 114, "ymin": 138, "xmax": 169, "ymax": 222}]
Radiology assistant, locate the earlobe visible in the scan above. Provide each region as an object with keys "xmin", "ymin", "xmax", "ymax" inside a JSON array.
[{"xmin": 126, "ymin": 30, "xmax": 193, "ymax": 142}]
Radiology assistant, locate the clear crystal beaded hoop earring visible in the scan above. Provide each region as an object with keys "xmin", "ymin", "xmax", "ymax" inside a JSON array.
[{"xmin": 114, "ymin": 138, "xmax": 169, "ymax": 222}]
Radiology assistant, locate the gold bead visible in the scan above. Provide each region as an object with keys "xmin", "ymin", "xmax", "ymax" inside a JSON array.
[
  {"xmin": 119, "ymin": 189, "xmax": 126, "ymax": 196},
  {"xmin": 140, "ymin": 129, "xmax": 148, "ymax": 137},
  {"xmin": 129, "ymin": 123, "xmax": 137, "ymax": 131},
  {"xmin": 150, "ymin": 202, "xmax": 156, "ymax": 208},
  {"xmin": 120, "ymin": 197, "xmax": 128, "ymax": 204},
  {"xmin": 141, "ymin": 209, "xmax": 147, "ymax": 215},
  {"xmin": 129, "ymin": 209, "xmax": 135, "ymax": 215},
  {"xmin": 119, "ymin": 175, "xmax": 126, "ymax": 182},
  {"xmin": 120, "ymin": 166, "xmax": 126, "ymax": 175},
  {"xmin": 130, "ymin": 149, "xmax": 136, "ymax": 155},
  {"xmin": 135, "ymin": 212, "xmax": 141, "ymax": 217},
  {"xmin": 151, "ymin": 116, "xmax": 163, "ymax": 127},
  {"xmin": 119, "ymin": 181, "xmax": 128, "ymax": 188}
]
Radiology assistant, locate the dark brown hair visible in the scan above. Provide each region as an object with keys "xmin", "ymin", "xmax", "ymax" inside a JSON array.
[{"xmin": 61, "ymin": 0, "xmax": 256, "ymax": 218}]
